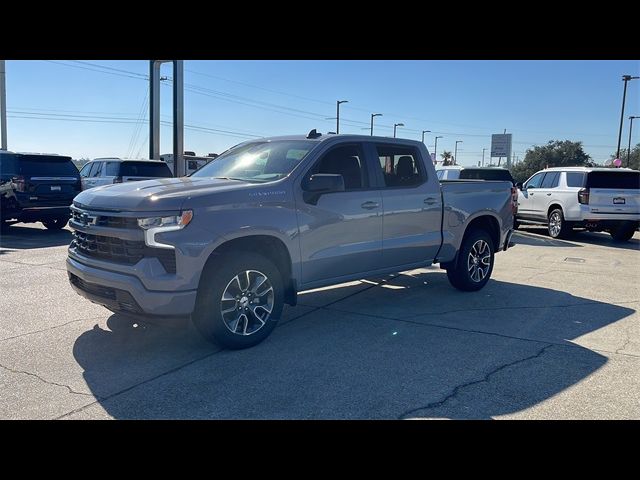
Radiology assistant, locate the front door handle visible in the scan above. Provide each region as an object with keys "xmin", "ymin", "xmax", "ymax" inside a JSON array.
[
  {"xmin": 361, "ymin": 201, "xmax": 379, "ymax": 210},
  {"xmin": 424, "ymin": 197, "xmax": 438, "ymax": 205},
  {"xmin": 529, "ymin": 192, "xmax": 535, "ymax": 196},
  {"xmin": 546, "ymin": 193, "xmax": 552, "ymax": 196}
]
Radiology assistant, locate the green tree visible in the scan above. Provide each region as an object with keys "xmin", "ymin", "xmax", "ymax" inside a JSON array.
[
  {"xmin": 440, "ymin": 150, "xmax": 453, "ymax": 166},
  {"xmin": 509, "ymin": 140, "xmax": 592, "ymax": 183},
  {"xmin": 609, "ymin": 143, "xmax": 640, "ymax": 170}
]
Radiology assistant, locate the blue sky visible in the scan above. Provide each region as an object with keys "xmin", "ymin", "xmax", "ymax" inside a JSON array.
[{"xmin": 4, "ymin": 60, "xmax": 640, "ymax": 165}]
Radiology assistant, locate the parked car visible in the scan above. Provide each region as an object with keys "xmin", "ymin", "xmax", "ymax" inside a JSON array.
[
  {"xmin": 67, "ymin": 132, "xmax": 515, "ymax": 349},
  {"xmin": 436, "ymin": 165, "xmax": 515, "ymax": 184},
  {"xmin": 0, "ymin": 150, "xmax": 81, "ymax": 229},
  {"xmin": 516, "ymin": 167, "xmax": 640, "ymax": 241},
  {"xmin": 79, "ymin": 158, "xmax": 172, "ymax": 190}
]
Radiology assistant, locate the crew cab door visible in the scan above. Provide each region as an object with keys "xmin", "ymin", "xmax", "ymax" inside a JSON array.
[
  {"xmin": 370, "ymin": 142, "xmax": 443, "ymax": 267},
  {"xmin": 295, "ymin": 143, "xmax": 383, "ymax": 285},
  {"xmin": 518, "ymin": 171, "xmax": 545, "ymax": 219}
]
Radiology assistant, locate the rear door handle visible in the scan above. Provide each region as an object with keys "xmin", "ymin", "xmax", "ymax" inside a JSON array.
[
  {"xmin": 361, "ymin": 201, "xmax": 379, "ymax": 210},
  {"xmin": 546, "ymin": 193, "xmax": 552, "ymax": 196},
  {"xmin": 424, "ymin": 197, "xmax": 438, "ymax": 205}
]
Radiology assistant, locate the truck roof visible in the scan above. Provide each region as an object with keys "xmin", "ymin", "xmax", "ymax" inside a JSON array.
[{"xmin": 238, "ymin": 133, "xmax": 425, "ymax": 147}]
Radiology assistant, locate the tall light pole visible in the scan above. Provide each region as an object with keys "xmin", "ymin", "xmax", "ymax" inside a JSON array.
[
  {"xmin": 370, "ymin": 113, "xmax": 382, "ymax": 136},
  {"xmin": 393, "ymin": 123, "xmax": 404, "ymax": 138},
  {"xmin": 336, "ymin": 100, "xmax": 348, "ymax": 134},
  {"xmin": 616, "ymin": 75, "xmax": 639, "ymax": 160},
  {"xmin": 627, "ymin": 115, "xmax": 639, "ymax": 167},
  {"xmin": 482, "ymin": 148, "xmax": 486, "ymax": 167},
  {"xmin": 434, "ymin": 135, "xmax": 443, "ymax": 164},
  {"xmin": 0, "ymin": 60, "xmax": 7, "ymax": 150},
  {"xmin": 421, "ymin": 130, "xmax": 431, "ymax": 143},
  {"xmin": 454, "ymin": 140, "xmax": 463, "ymax": 165}
]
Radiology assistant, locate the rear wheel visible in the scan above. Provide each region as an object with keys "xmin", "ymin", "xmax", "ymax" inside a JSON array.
[
  {"xmin": 192, "ymin": 252, "xmax": 284, "ymax": 349},
  {"xmin": 446, "ymin": 229, "xmax": 495, "ymax": 292},
  {"xmin": 547, "ymin": 208, "xmax": 571, "ymax": 239},
  {"xmin": 42, "ymin": 216, "xmax": 68, "ymax": 230},
  {"xmin": 610, "ymin": 225, "xmax": 636, "ymax": 242}
]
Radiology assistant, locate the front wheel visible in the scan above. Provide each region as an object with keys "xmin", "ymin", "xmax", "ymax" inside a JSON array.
[
  {"xmin": 446, "ymin": 229, "xmax": 495, "ymax": 292},
  {"xmin": 192, "ymin": 252, "xmax": 284, "ymax": 349},
  {"xmin": 42, "ymin": 216, "xmax": 68, "ymax": 230}
]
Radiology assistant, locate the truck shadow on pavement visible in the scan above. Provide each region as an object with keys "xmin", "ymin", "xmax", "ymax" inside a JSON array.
[
  {"xmin": 72, "ymin": 272, "xmax": 635, "ymax": 419},
  {"xmin": 0, "ymin": 224, "xmax": 73, "ymax": 249}
]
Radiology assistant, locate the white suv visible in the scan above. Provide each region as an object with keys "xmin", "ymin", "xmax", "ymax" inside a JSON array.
[
  {"xmin": 516, "ymin": 167, "xmax": 639, "ymax": 241},
  {"xmin": 79, "ymin": 158, "xmax": 172, "ymax": 190}
]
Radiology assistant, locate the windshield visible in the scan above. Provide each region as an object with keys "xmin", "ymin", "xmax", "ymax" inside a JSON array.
[{"xmin": 191, "ymin": 140, "xmax": 316, "ymax": 182}]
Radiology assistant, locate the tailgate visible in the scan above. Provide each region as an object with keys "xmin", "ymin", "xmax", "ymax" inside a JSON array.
[
  {"xmin": 589, "ymin": 188, "xmax": 640, "ymax": 214},
  {"xmin": 30, "ymin": 176, "xmax": 78, "ymax": 196},
  {"xmin": 585, "ymin": 171, "xmax": 640, "ymax": 214}
]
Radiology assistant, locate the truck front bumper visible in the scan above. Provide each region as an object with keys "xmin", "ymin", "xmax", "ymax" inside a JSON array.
[{"xmin": 66, "ymin": 256, "xmax": 197, "ymax": 317}]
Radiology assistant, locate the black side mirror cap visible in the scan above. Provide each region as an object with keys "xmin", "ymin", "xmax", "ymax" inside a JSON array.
[{"xmin": 303, "ymin": 173, "xmax": 345, "ymax": 204}]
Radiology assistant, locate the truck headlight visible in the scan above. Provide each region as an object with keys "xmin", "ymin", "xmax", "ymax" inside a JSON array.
[
  {"xmin": 138, "ymin": 210, "xmax": 193, "ymax": 249},
  {"xmin": 137, "ymin": 210, "xmax": 193, "ymax": 230}
]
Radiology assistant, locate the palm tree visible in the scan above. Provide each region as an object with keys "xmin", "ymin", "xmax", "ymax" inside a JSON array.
[{"xmin": 440, "ymin": 150, "xmax": 453, "ymax": 166}]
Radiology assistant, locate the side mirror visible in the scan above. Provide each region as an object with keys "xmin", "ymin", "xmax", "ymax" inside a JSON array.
[
  {"xmin": 516, "ymin": 182, "xmax": 524, "ymax": 190},
  {"xmin": 304, "ymin": 173, "xmax": 345, "ymax": 193},
  {"xmin": 303, "ymin": 173, "xmax": 345, "ymax": 204}
]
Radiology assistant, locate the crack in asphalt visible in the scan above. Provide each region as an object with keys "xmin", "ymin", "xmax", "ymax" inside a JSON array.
[
  {"xmin": 0, "ymin": 362, "xmax": 93, "ymax": 397},
  {"xmin": 616, "ymin": 323, "xmax": 634, "ymax": 355},
  {"xmin": 0, "ymin": 317, "xmax": 101, "ymax": 343},
  {"xmin": 397, "ymin": 344, "xmax": 554, "ymax": 419}
]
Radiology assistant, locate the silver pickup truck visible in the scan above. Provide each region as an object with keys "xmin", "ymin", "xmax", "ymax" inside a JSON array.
[{"xmin": 67, "ymin": 132, "xmax": 516, "ymax": 349}]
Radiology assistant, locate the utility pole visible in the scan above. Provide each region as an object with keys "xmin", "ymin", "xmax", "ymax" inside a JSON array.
[
  {"xmin": 0, "ymin": 60, "xmax": 7, "ymax": 150},
  {"xmin": 454, "ymin": 141, "xmax": 463, "ymax": 165},
  {"xmin": 628, "ymin": 116, "xmax": 638, "ymax": 167},
  {"xmin": 434, "ymin": 136, "xmax": 443, "ymax": 164},
  {"xmin": 370, "ymin": 113, "xmax": 382, "ymax": 136},
  {"xmin": 617, "ymin": 75, "xmax": 639, "ymax": 160},
  {"xmin": 482, "ymin": 148, "xmax": 486, "ymax": 167}
]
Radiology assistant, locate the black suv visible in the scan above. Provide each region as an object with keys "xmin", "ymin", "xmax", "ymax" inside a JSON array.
[{"xmin": 0, "ymin": 151, "xmax": 81, "ymax": 229}]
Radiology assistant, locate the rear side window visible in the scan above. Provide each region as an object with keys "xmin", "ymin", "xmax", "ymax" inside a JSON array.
[
  {"xmin": 565, "ymin": 172, "xmax": 586, "ymax": 187},
  {"xmin": 540, "ymin": 171, "xmax": 560, "ymax": 188},
  {"xmin": 19, "ymin": 155, "xmax": 78, "ymax": 176},
  {"xmin": 105, "ymin": 162, "xmax": 120, "ymax": 176},
  {"xmin": 586, "ymin": 171, "xmax": 640, "ymax": 189},
  {"xmin": 120, "ymin": 161, "xmax": 172, "ymax": 177},
  {"xmin": 376, "ymin": 144, "xmax": 424, "ymax": 187},
  {"xmin": 459, "ymin": 168, "xmax": 514, "ymax": 183}
]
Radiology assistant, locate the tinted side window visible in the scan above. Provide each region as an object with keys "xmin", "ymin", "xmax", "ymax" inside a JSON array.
[
  {"xmin": 307, "ymin": 144, "xmax": 368, "ymax": 191},
  {"xmin": 105, "ymin": 162, "xmax": 120, "ymax": 176},
  {"xmin": 566, "ymin": 172, "xmax": 586, "ymax": 187},
  {"xmin": 525, "ymin": 172, "xmax": 545, "ymax": 189},
  {"xmin": 88, "ymin": 162, "xmax": 101, "ymax": 177},
  {"xmin": 540, "ymin": 171, "xmax": 560, "ymax": 188},
  {"xmin": 376, "ymin": 144, "xmax": 424, "ymax": 187}
]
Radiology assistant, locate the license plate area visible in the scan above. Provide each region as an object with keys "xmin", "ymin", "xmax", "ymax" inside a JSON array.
[
  {"xmin": 50, "ymin": 185, "xmax": 61, "ymax": 191},
  {"xmin": 613, "ymin": 197, "xmax": 625, "ymax": 204}
]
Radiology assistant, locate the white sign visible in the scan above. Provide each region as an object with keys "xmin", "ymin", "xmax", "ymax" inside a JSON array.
[{"xmin": 491, "ymin": 134, "xmax": 512, "ymax": 158}]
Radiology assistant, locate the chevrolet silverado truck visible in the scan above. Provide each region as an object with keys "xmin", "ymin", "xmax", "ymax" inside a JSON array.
[{"xmin": 67, "ymin": 132, "xmax": 516, "ymax": 349}]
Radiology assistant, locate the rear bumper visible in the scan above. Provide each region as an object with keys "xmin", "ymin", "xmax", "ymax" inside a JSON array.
[
  {"xmin": 66, "ymin": 256, "xmax": 197, "ymax": 317},
  {"xmin": 10, "ymin": 206, "xmax": 71, "ymax": 221},
  {"xmin": 572, "ymin": 219, "xmax": 639, "ymax": 231}
]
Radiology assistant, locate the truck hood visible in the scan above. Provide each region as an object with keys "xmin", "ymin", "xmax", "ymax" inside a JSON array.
[{"xmin": 74, "ymin": 177, "xmax": 250, "ymax": 212}]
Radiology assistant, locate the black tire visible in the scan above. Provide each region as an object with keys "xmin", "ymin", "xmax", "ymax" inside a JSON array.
[
  {"xmin": 547, "ymin": 208, "xmax": 571, "ymax": 239},
  {"xmin": 446, "ymin": 229, "xmax": 495, "ymax": 292},
  {"xmin": 192, "ymin": 252, "xmax": 284, "ymax": 349},
  {"xmin": 610, "ymin": 226, "xmax": 635, "ymax": 242},
  {"xmin": 42, "ymin": 216, "xmax": 68, "ymax": 230}
]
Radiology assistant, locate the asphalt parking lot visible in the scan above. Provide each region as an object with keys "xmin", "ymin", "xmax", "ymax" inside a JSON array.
[{"xmin": 0, "ymin": 223, "xmax": 638, "ymax": 419}]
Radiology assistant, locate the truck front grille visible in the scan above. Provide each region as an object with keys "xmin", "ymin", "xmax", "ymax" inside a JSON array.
[
  {"xmin": 71, "ymin": 230, "xmax": 176, "ymax": 274},
  {"xmin": 71, "ymin": 209, "xmax": 139, "ymax": 229}
]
